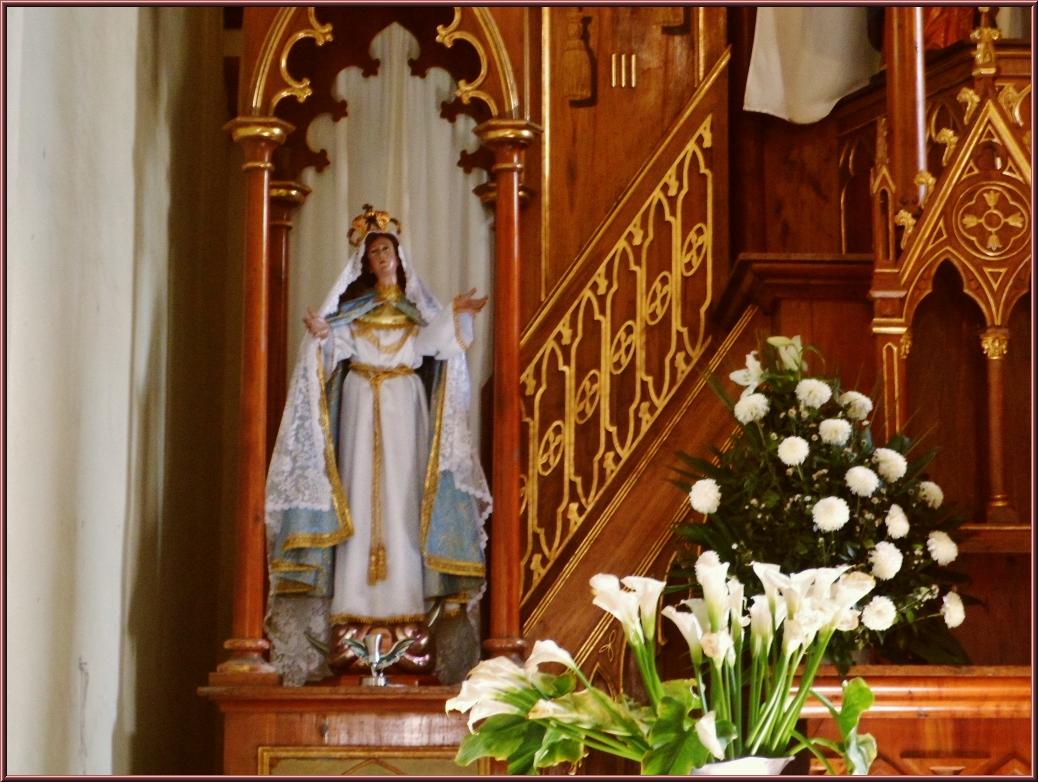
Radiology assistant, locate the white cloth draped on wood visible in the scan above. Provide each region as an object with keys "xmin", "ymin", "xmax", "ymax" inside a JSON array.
[{"xmin": 744, "ymin": 8, "xmax": 881, "ymax": 125}]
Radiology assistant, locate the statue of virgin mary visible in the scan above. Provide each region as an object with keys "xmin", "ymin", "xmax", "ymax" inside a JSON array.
[{"xmin": 264, "ymin": 205, "xmax": 491, "ymax": 686}]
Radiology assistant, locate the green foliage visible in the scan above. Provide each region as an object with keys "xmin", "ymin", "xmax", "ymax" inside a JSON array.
[
  {"xmin": 670, "ymin": 338, "xmax": 971, "ymax": 670},
  {"xmin": 810, "ymin": 678, "xmax": 878, "ymax": 775},
  {"xmin": 457, "ymin": 715, "xmax": 545, "ymax": 771}
]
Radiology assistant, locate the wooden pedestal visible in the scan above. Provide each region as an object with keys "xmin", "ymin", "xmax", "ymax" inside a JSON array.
[
  {"xmin": 198, "ymin": 684, "xmax": 485, "ymax": 776},
  {"xmin": 202, "ymin": 666, "xmax": 1031, "ymax": 775}
]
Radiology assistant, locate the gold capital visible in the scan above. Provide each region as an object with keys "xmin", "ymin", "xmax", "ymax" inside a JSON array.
[
  {"xmin": 224, "ymin": 117, "xmax": 295, "ymax": 146},
  {"xmin": 980, "ymin": 329, "xmax": 1009, "ymax": 359},
  {"xmin": 269, "ymin": 180, "xmax": 312, "ymax": 206},
  {"xmin": 475, "ymin": 118, "xmax": 541, "ymax": 147}
]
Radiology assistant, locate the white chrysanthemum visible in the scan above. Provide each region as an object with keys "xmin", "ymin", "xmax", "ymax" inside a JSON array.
[
  {"xmin": 941, "ymin": 591, "xmax": 965, "ymax": 629},
  {"xmin": 873, "ymin": 448, "xmax": 908, "ymax": 482},
  {"xmin": 839, "ymin": 390, "xmax": 873, "ymax": 421},
  {"xmin": 777, "ymin": 436, "xmax": 809, "ymax": 466},
  {"xmin": 795, "ymin": 378, "xmax": 832, "ymax": 408},
  {"xmin": 861, "ymin": 596, "xmax": 897, "ymax": 630},
  {"xmin": 734, "ymin": 393, "xmax": 769, "ymax": 424},
  {"xmin": 918, "ymin": 480, "xmax": 944, "ymax": 509},
  {"xmin": 812, "ymin": 496, "xmax": 850, "ymax": 532},
  {"xmin": 869, "ymin": 541, "xmax": 904, "ymax": 580},
  {"xmin": 819, "ymin": 418, "xmax": 852, "ymax": 446},
  {"xmin": 884, "ymin": 503, "xmax": 910, "ymax": 539},
  {"xmin": 689, "ymin": 478, "xmax": 721, "ymax": 515},
  {"xmin": 927, "ymin": 530, "xmax": 958, "ymax": 565},
  {"xmin": 845, "ymin": 465, "xmax": 880, "ymax": 497}
]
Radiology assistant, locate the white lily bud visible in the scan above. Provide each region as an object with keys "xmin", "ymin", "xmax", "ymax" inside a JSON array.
[
  {"xmin": 695, "ymin": 550, "xmax": 731, "ymax": 631},
  {"xmin": 748, "ymin": 595, "xmax": 774, "ymax": 655},
  {"xmin": 621, "ymin": 575, "xmax": 666, "ymax": 640},
  {"xmin": 663, "ymin": 604, "xmax": 705, "ymax": 666}
]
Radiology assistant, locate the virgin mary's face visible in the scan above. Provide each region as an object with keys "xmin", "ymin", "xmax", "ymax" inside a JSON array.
[{"xmin": 367, "ymin": 236, "xmax": 399, "ymax": 286}]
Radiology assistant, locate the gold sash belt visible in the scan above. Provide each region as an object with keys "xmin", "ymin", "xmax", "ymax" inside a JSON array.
[{"xmin": 349, "ymin": 363, "xmax": 415, "ymax": 584}]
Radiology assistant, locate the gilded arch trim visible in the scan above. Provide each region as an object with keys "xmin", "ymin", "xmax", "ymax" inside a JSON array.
[{"xmin": 247, "ymin": 7, "xmax": 519, "ymax": 120}]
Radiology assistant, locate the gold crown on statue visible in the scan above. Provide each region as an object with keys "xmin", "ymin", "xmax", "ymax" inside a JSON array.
[{"xmin": 347, "ymin": 204, "xmax": 402, "ymax": 247}]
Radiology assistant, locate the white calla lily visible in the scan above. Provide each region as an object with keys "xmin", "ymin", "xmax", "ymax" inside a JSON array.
[
  {"xmin": 464, "ymin": 697, "xmax": 522, "ymax": 731},
  {"xmin": 748, "ymin": 595, "xmax": 774, "ymax": 654},
  {"xmin": 524, "ymin": 639, "xmax": 578, "ymax": 676},
  {"xmin": 590, "ymin": 573, "xmax": 643, "ymax": 642},
  {"xmin": 662, "ymin": 604, "xmax": 705, "ymax": 666},
  {"xmin": 622, "ymin": 575, "xmax": 667, "ymax": 638},
  {"xmin": 695, "ymin": 550, "xmax": 731, "ymax": 631},
  {"xmin": 700, "ymin": 630, "xmax": 734, "ymax": 665},
  {"xmin": 695, "ymin": 711, "xmax": 727, "ymax": 760}
]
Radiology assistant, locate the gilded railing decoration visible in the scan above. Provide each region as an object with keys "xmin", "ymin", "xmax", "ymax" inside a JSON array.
[{"xmin": 519, "ymin": 116, "xmax": 714, "ymax": 599}]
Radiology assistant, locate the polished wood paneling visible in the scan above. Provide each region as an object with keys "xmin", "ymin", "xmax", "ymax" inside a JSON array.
[
  {"xmin": 715, "ymin": 253, "xmax": 876, "ymax": 393},
  {"xmin": 906, "ymin": 263, "xmax": 989, "ymax": 517},
  {"xmin": 804, "ymin": 666, "xmax": 1032, "ymax": 775},
  {"xmin": 199, "ymin": 685, "xmax": 471, "ymax": 775},
  {"xmin": 534, "ymin": 7, "xmax": 726, "ymax": 319}
]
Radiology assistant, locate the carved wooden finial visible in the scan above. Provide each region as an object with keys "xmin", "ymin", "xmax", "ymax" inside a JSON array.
[{"xmin": 971, "ymin": 7, "xmax": 1001, "ymax": 80}]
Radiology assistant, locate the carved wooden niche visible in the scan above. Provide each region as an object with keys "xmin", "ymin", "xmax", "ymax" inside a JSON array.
[{"xmin": 270, "ymin": 6, "xmax": 493, "ymax": 184}]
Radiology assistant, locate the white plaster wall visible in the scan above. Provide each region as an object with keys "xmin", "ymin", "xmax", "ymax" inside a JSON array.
[{"xmin": 7, "ymin": 7, "xmax": 234, "ymax": 774}]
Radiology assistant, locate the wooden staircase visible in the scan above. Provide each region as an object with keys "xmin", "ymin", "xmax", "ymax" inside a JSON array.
[{"xmin": 514, "ymin": 48, "xmax": 758, "ymax": 667}]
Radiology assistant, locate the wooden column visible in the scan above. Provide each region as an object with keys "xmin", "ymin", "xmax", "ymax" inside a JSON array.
[
  {"xmin": 266, "ymin": 180, "xmax": 311, "ymax": 463},
  {"xmin": 474, "ymin": 119, "xmax": 538, "ymax": 662},
  {"xmin": 980, "ymin": 327, "xmax": 1017, "ymax": 523},
  {"xmin": 214, "ymin": 117, "xmax": 293, "ymax": 682},
  {"xmin": 873, "ymin": 327, "xmax": 910, "ymax": 445},
  {"xmin": 884, "ymin": 7, "xmax": 927, "ymax": 210}
]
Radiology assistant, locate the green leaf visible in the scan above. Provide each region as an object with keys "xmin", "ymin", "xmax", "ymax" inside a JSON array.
[
  {"xmin": 455, "ymin": 714, "xmax": 530, "ymax": 766},
  {"xmin": 835, "ymin": 678, "xmax": 875, "ymax": 739},
  {"xmin": 532, "ymin": 724, "xmax": 585, "ymax": 769},
  {"xmin": 641, "ymin": 731, "xmax": 708, "ymax": 775},
  {"xmin": 538, "ymin": 672, "xmax": 576, "ymax": 699},
  {"xmin": 705, "ymin": 372, "xmax": 736, "ymax": 411},
  {"xmin": 675, "ymin": 452, "xmax": 726, "ymax": 480},
  {"xmin": 902, "ymin": 448, "xmax": 937, "ymax": 484},
  {"xmin": 843, "ymin": 729, "xmax": 878, "ymax": 775},
  {"xmin": 649, "ymin": 695, "xmax": 693, "ymax": 742},
  {"xmin": 660, "ymin": 679, "xmax": 700, "ymax": 712},
  {"xmin": 506, "ymin": 721, "xmax": 551, "ymax": 774}
]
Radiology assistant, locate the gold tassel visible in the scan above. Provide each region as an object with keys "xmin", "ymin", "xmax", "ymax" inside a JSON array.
[
  {"xmin": 563, "ymin": 9, "xmax": 592, "ymax": 102},
  {"xmin": 367, "ymin": 543, "xmax": 387, "ymax": 585}
]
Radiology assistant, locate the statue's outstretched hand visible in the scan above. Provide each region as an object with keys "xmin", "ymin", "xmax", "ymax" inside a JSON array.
[
  {"xmin": 303, "ymin": 307, "xmax": 330, "ymax": 339},
  {"xmin": 453, "ymin": 288, "xmax": 488, "ymax": 315}
]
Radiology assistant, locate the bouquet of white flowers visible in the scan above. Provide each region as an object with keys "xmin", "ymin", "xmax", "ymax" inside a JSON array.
[
  {"xmin": 447, "ymin": 554, "xmax": 878, "ymax": 775},
  {"xmin": 673, "ymin": 336, "xmax": 969, "ymax": 671}
]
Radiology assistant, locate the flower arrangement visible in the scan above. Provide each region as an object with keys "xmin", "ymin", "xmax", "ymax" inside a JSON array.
[
  {"xmin": 447, "ymin": 555, "xmax": 878, "ymax": 775},
  {"xmin": 673, "ymin": 336, "xmax": 969, "ymax": 671}
]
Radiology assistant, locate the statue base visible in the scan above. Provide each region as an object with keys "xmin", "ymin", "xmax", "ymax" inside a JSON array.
[{"xmin": 328, "ymin": 618, "xmax": 435, "ymax": 676}]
